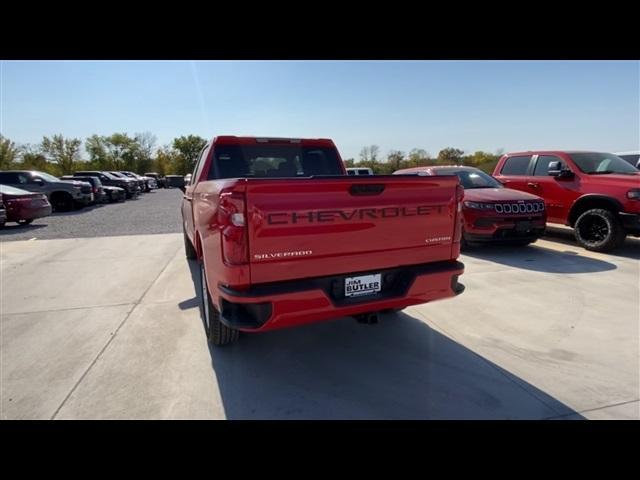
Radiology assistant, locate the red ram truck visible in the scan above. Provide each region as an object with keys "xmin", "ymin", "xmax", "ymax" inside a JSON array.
[
  {"xmin": 394, "ymin": 165, "xmax": 547, "ymax": 247},
  {"xmin": 493, "ymin": 151, "xmax": 640, "ymax": 252},
  {"xmin": 181, "ymin": 136, "xmax": 465, "ymax": 345}
]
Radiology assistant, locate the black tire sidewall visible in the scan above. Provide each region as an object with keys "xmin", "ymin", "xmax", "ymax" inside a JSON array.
[{"xmin": 574, "ymin": 209, "xmax": 624, "ymax": 251}]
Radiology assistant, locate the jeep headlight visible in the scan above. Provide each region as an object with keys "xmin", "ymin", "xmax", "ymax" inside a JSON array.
[{"xmin": 463, "ymin": 201, "xmax": 495, "ymax": 210}]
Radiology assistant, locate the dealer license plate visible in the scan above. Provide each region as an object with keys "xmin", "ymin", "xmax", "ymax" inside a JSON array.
[{"xmin": 345, "ymin": 273, "xmax": 382, "ymax": 298}]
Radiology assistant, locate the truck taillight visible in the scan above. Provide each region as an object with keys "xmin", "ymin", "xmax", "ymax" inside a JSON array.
[
  {"xmin": 453, "ymin": 184, "xmax": 464, "ymax": 243},
  {"xmin": 218, "ymin": 189, "xmax": 248, "ymax": 265}
]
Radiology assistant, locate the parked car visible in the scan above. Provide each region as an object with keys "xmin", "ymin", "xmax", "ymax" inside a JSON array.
[
  {"xmin": 61, "ymin": 175, "xmax": 106, "ymax": 204},
  {"xmin": 118, "ymin": 171, "xmax": 156, "ymax": 192},
  {"xmin": 615, "ymin": 151, "xmax": 640, "ymax": 169},
  {"xmin": 346, "ymin": 167, "xmax": 374, "ymax": 176},
  {"xmin": 0, "ymin": 184, "xmax": 52, "ymax": 225},
  {"xmin": 144, "ymin": 172, "xmax": 166, "ymax": 188},
  {"xmin": 102, "ymin": 186, "xmax": 127, "ymax": 203},
  {"xmin": 182, "ymin": 135, "xmax": 465, "ymax": 345},
  {"xmin": 110, "ymin": 171, "xmax": 145, "ymax": 193},
  {"xmin": 74, "ymin": 171, "xmax": 139, "ymax": 199},
  {"xmin": 493, "ymin": 151, "xmax": 640, "ymax": 252},
  {"xmin": 165, "ymin": 175, "xmax": 185, "ymax": 189},
  {"xmin": 0, "ymin": 192, "xmax": 7, "ymax": 227},
  {"xmin": 394, "ymin": 165, "xmax": 547, "ymax": 247},
  {"xmin": 0, "ymin": 170, "xmax": 93, "ymax": 211}
]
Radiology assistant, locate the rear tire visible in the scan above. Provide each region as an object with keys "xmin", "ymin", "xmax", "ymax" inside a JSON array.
[
  {"xmin": 184, "ymin": 230, "xmax": 197, "ymax": 259},
  {"xmin": 50, "ymin": 192, "xmax": 74, "ymax": 212},
  {"xmin": 200, "ymin": 261, "xmax": 239, "ymax": 346},
  {"xmin": 574, "ymin": 208, "xmax": 626, "ymax": 252}
]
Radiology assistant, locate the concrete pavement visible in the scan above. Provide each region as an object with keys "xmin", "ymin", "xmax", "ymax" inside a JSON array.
[{"xmin": 1, "ymin": 232, "xmax": 638, "ymax": 419}]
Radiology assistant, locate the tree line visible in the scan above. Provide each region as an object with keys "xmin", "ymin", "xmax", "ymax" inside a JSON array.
[
  {"xmin": 1, "ymin": 134, "xmax": 504, "ymax": 177},
  {"xmin": 344, "ymin": 145, "xmax": 504, "ymax": 174},
  {"xmin": 0, "ymin": 133, "xmax": 207, "ymax": 177}
]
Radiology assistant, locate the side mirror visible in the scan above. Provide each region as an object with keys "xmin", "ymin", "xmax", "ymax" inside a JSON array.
[
  {"xmin": 548, "ymin": 161, "xmax": 574, "ymax": 179},
  {"xmin": 33, "ymin": 178, "xmax": 45, "ymax": 186}
]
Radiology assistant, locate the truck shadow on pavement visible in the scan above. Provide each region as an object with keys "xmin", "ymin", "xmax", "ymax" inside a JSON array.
[
  {"xmin": 183, "ymin": 260, "xmax": 584, "ymax": 419},
  {"xmin": 462, "ymin": 243, "xmax": 617, "ymax": 274},
  {"xmin": 542, "ymin": 226, "xmax": 640, "ymax": 261}
]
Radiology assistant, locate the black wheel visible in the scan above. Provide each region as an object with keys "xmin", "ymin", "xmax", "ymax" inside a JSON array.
[
  {"xmin": 184, "ymin": 230, "xmax": 197, "ymax": 259},
  {"xmin": 17, "ymin": 219, "xmax": 34, "ymax": 225},
  {"xmin": 50, "ymin": 192, "xmax": 74, "ymax": 212},
  {"xmin": 200, "ymin": 261, "xmax": 239, "ymax": 346},
  {"xmin": 574, "ymin": 208, "xmax": 626, "ymax": 252}
]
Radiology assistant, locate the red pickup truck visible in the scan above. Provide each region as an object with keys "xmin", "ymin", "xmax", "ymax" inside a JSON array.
[
  {"xmin": 493, "ymin": 151, "xmax": 640, "ymax": 252},
  {"xmin": 181, "ymin": 136, "xmax": 465, "ymax": 345}
]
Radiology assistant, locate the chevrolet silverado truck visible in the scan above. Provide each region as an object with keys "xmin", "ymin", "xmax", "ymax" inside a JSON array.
[
  {"xmin": 181, "ymin": 136, "xmax": 465, "ymax": 345},
  {"xmin": 493, "ymin": 151, "xmax": 640, "ymax": 252}
]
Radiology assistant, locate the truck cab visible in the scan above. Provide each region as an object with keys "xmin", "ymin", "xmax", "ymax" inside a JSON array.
[{"xmin": 493, "ymin": 151, "xmax": 640, "ymax": 251}]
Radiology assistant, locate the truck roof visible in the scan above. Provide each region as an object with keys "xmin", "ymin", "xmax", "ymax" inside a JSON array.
[
  {"xmin": 502, "ymin": 150, "xmax": 614, "ymax": 156},
  {"xmin": 212, "ymin": 136, "xmax": 336, "ymax": 148}
]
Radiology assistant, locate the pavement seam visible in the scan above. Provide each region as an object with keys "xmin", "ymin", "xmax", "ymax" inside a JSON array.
[
  {"xmin": 49, "ymin": 243, "xmax": 182, "ymax": 420},
  {"xmin": 413, "ymin": 310, "xmax": 569, "ymax": 418},
  {"xmin": 1, "ymin": 302, "xmax": 138, "ymax": 317},
  {"xmin": 541, "ymin": 398, "xmax": 640, "ymax": 420}
]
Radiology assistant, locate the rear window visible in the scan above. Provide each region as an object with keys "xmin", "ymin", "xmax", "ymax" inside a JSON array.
[
  {"xmin": 0, "ymin": 172, "xmax": 20, "ymax": 183},
  {"xmin": 500, "ymin": 156, "xmax": 532, "ymax": 175},
  {"xmin": 210, "ymin": 145, "xmax": 344, "ymax": 179}
]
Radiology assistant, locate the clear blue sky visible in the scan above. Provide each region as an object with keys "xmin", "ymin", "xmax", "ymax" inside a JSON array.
[{"xmin": 1, "ymin": 60, "xmax": 638, "ymax": 160}]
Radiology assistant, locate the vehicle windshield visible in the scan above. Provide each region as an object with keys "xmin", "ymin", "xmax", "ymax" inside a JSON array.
[
  {"xmin": 34, "ymin": 171, "xmax": 60, "ymax": 182},
  {"xmin": 211, "ymin": 145, "xmax": 344, "ymax": 179},
  {"xmin": 0, "ymin": 184, "xmax": 31, "ymax": 195},
  {"xmin": 434, "ymin": 168, "xmax": 503, "ymax": 189},
  {"xmin": 569, "ymin": 152, "xmax": 639, "ymax": 174}
]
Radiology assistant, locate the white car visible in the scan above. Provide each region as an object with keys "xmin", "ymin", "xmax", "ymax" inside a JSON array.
[
  {"xmin": 615, "ymin": 151, "xmax": 640, "ymax": 169},
  {"xmin": 346, "ymin": 167, "xmax": 374, "ymax": 176}
]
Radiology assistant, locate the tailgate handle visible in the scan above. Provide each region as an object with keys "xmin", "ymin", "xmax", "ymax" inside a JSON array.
[{"xmin": 349, "ymin": 184, "xmax": 385, "ymax": 196}]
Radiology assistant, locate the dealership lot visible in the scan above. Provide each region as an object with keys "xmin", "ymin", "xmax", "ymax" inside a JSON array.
[{"xmin": 1, "ymin": 222, "xmax": 638, "ymax": 419}]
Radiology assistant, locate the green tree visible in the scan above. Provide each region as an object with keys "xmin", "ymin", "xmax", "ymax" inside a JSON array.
[
  {"xmin": 359, "ymin": 145, "xmax": 380, "ymax": 163},
  {"xmin": 19, "ymin": 144, "xmax": 50, "ymax": 171},
  {"xmin": 172, "ymin": 135, "xmax": 207, "ymax": 175},
  {"xmin": 386, "ymin": 150, "xmax": 405, "ymax": 172},
  {"xmin": 41, "ymin": 135, "xmax": 82, "ymax": 174},
  {"xmin": 85, "ymin": 134, "xmax": 111, "ymax": 169},
  {"xmin": 343, "ymin": 158, "xmax": 355, "ymax": 167},
  {"xmin": 153, "ymin": 146, "xmax": 179, "ymax": 175},
  {"xmin": 437, "ymin": 147, "xmax": 464, "ymax": 165},
  {"xmin": 133, "ymin": 132, "xmax": 156, "ymax": 173},
  {"xmin": 0, "ymin": 134, "xmax": 19, "ymax": 169}
]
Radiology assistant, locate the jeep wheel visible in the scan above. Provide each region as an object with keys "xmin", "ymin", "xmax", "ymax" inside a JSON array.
[
  {"xmin": 574, "ymin": 208, "xmax": 626, "ymax": 252},
  {"xmin": 200, "ymin": 261, "xmax": 239, "ymax": 346}
]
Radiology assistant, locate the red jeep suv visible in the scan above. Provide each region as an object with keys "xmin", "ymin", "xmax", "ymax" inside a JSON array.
[
  {"xmin": 394, "ymin": 165, "xmax": 546, "ymax": 247},
  {"xmin": 493, "ymin": 151, "xmax": 640, "ymax": 252}
]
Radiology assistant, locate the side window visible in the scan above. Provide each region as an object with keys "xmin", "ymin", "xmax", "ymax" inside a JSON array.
[
  {"xmin": 0, "ymin": 172, "xmax": 19, "ymax": 183},
  {"xmin": 17, "ymin": 173, "xmax": 30, "ymax": 184},
  {"xmin": 191, "ymin": 143, "xmax": 210, "ymax": 183},
  {"xmin": 534, "ymin": 155, "xmax": 564, "ymax": 176},
  {"xmin": 500, "ymin": 155, "xmax": 532, "ymax": 175}
]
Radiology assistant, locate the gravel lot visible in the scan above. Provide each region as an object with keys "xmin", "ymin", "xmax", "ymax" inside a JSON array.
[{"xmin": 0, "ymin": 188, "xmax": 183, "ymax": 241}]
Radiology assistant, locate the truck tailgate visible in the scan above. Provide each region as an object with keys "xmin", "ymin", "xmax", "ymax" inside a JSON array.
[{"xmin": 245, "ymin": 176, "xmax": 461, "ymax": 284}]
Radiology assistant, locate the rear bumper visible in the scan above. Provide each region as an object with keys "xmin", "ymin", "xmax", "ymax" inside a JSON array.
[
  {"xmin": 215, "ymin": 260, "xmax": 464, "ymax": 332},
  {"xmin": 9, "ymin": 205, "xmax": 52, "ymax": 221},
  {"xmin": 620, "ymin": 212, "xmax": 640, "ymax": 234}
]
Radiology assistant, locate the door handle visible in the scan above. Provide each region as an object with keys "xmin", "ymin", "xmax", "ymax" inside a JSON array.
[{"xmin": 527, "ymin": 182, "xmax": 539, "ymax": 188}]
